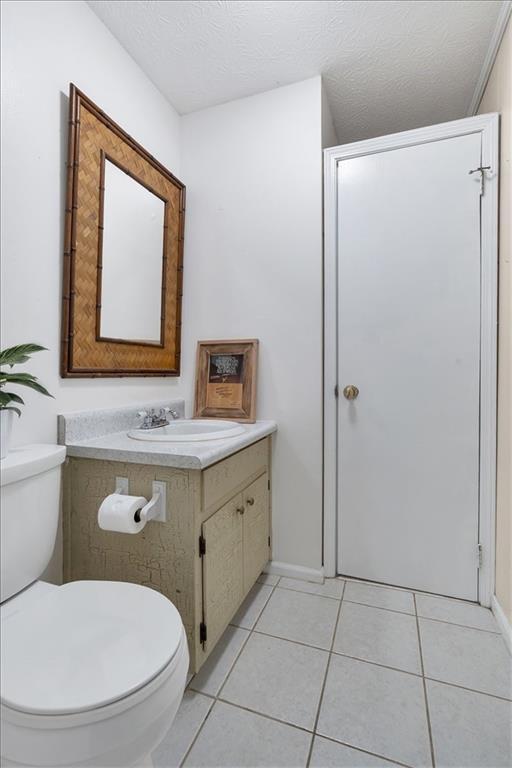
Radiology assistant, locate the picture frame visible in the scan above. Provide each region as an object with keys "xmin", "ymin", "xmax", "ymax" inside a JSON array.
[
  {"xmin": 194, "ymin": 340, "xmax": 259, "ymax": 423},
  {"xmin": 61, "ymin": 84, "xmax": 185, "ymax": 377}
]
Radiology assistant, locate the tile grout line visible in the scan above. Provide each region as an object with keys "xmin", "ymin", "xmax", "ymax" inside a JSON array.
[
  {"xmin": 315, "ymin": 583, "xmax": 415, "ymax": 768},
  {"xmin": 187, "ymin": 627, "xmax": 252, "ymax": 698},
  {"xmin": 190, "ymin": 578, "xmax": 511, "ymax": 762},
  {"xmin": 418, "ymin": 614, "xmax": 501, "ymax": 635},
  {"xmin": 179, "ymin": 691, "xmax": 414, "ymax": 768},
  {"xmin": 343, "ymin": 598, "xmax": 415, "ymax": 616},
  {"xmin": 179, "ymin": 577, "xmax": 281, "ymax": 767},
  {"xmin": 343, "ymin": 578, "xmax": 503, "ymax": 628},
  {"xmin": 339, "ymin": 575, "xmax": 416, "ymax": 593},
  {"xmin": 305, "ymin": 580, "xmax": 346, "ymax": 767},
  {"xmin": 211, "ymin": 698, "xmax": 415, "ymax": 768},
  {"xmin": 217, "ymin": 577, "xmax": 281, "ymax": 698},
  {"xmin": 177, "ymin": 693, "xmax": 216, "ymax": 768},
  {"xmin": 239, "ymin": 583, "xmax": 499, "ymax": 633},
  {"xmin": 178, "ymin": 577, "xmax": 507, "ymax": 767},
  {"xmin": 221, "ymin": 580, "xmax": 428, "ymax": 767},
  {"xmin": 187, "ymin": 577, "xmax": 279, "ymax": 695},
  {"xmin": 415, "ymin": 615, "xmax": 501, "ymax": 635},
  {"xmin": 231, "ymin": 623, "xmax": 512, "ymax": 701},
  {"xmin": 250, "ymin": 627, "xmax": 334, "ymax": 653},
  {"xmin": 215, "ymin": 696, "xmax": 315, "ymax": 735},
  {"xmin": 188, "ymin": 621, "xmax": 254, "ymax": 697},
  {"xmin": 228, "ymin": 578, "xmax": 279, "ymax": 630},
  {"xmin": 413, "ymin": 592, "xmax": 436, "ymax": 768},
  {"xmin": 181, "ymin": 577, "xmax": 340, "ymax": 765},
  {"xmin": 340, "ymin": 575, "xmax": 488, "ymax": 606},
  {"xmin": 191, "ymin": 658, "xmax": 512, "ymax": 705},
  {"xmin": 329, "ymin": 648, "xmax": 422, "ymax": 678},
  {"xmin": 346, "ymin": 600, "xmax": 500, "ymax": 633},
  {"xmin": 275, "ymin": 583, "xmax": 345, "ymax": 601},
  {"xmin": 424, "ymin": 676, "xmax": 512, "ymax": 703},
  {"xmin": 313, "ymin": 733, "xmax": 414, "ymax": 768},
  {"xmin": 187, "ymin": 578, "xmax": 511, "ymax": 763},
  {"xmin": 243, "ymin": 627, "xmax": 420, "ymax": 682}
]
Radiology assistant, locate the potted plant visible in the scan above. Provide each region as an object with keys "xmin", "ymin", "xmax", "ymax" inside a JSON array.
[{"xmin": 0, "ymin": 344, "xmax": 53, "ymax": 459}]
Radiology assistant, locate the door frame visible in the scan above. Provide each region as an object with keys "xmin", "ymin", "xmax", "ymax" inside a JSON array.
[{"xmin": 323, "ymin": 114, "xmax": 499, "ymax": 606}]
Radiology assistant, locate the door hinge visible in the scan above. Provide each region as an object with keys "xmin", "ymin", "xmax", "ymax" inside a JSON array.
[
  {"xmin": 268, "ymin": 535, "xmax": 271, "ymax": 547},
  {"xmin": 268, "ymin": 478, "xmax": 270, "ymax": 491},
  {"xmin": 477, "ymin": 543, "xmax": 483, "ymax": 569},
  {"xmin": 334, "ymin": 385, "xmax": 339, "ymax": 399},
  {"xmin": 199, "ymin": 534, "xmax": 206, "ymax": 557},
  {"xmin": 199, "ymin": 621, "xmax": 207, "ymax": 644}
]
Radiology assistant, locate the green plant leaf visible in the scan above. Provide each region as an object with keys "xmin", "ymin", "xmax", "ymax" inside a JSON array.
[
  {"xmin": 0, "ymin": 344, "xmax": 47, "ymax": 368},
  {"xmin": 0, "ymin": 391, "xmax": 24, "ymax": 406},
  {"xmin": 6, "ymin": 392, "xmax": 24, "ymax": 404},
  {"xmin": 0, "ymin": 373, "xmax": 53, "ymax": 397},
  {"xmin": 1, "ymin": 406, "xmax": 22, "ymax": 417},
  {"xmin": 0, "ymin": 371, "xmax": 37, "ymax": 382},
  {"xmin": 0, "ymin": 344, "xmax": 53, "ymax": 402}
]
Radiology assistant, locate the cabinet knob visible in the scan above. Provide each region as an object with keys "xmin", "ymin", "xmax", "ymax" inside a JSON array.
[
  {"xmin": 246, "ymin": 497, "xmax": 255, "ymax": 506},
  {"xmin": 236, "ymin": 505, "xmax": 245, "ymax": 515}
]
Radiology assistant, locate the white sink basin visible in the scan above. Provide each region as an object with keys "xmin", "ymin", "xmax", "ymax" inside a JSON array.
[{"xmin": 127, "ymin": 419, "xmax": 246, "ymax": 443}]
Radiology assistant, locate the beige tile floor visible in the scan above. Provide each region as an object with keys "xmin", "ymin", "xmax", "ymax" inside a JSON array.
[{"xmin": 152, "ymin": 575, "xmax": 512, "ymax": 768}]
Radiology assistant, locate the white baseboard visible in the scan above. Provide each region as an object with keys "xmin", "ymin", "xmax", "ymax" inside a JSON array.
[
  {"xmin": 264, "ymin": 560, "xmax": 324, "ymax": 584},
  {"xmin": 491, "ymin": 594, "xmax": 512, "ymax": 655}
]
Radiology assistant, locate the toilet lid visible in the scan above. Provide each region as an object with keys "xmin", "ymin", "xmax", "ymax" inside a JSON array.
[{"xmin": 1, "ymin": 581, "xmax": 184, "ymax": 715}]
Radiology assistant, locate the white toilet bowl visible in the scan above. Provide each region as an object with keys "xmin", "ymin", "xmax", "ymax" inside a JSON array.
[
  {"xmin": 1, "ymin": 580, "xmax": 189, "ymax": 768},
  {"xmin": 0, "ymin": 446, "xmax": 189, "ymax": 767}
]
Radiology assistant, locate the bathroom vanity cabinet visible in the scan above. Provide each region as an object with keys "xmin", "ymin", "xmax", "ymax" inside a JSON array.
[{"xmin": 63, "ymin": 437, "xmax": 271, "ymax": 672}]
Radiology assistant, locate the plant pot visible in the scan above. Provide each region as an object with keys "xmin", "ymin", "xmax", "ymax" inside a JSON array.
[{"xmin": 0, "ymin": 410, "xmax": 14, "ymax": 459}]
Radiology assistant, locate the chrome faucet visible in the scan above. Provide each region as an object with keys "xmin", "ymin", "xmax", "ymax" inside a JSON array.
[{"xmin": 137, "ymin": 407, "xmax": 179, "ymax": 430}]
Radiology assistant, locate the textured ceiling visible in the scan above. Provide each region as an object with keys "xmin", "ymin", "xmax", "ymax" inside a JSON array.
[{"xmin": 87, "ymin": 0, "xmax": 504, "ymax": 143}]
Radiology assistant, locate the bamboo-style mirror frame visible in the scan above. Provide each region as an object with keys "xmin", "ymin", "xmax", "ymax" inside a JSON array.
[{"xmin": 61, "ymin": 84, "xmax": 185, "ymax": 377}]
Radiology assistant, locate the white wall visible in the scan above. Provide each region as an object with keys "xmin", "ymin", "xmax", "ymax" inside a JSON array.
[
  {"xmin": 181, "ymin": 78, "xmax": 325, "ymax": 572},
  {"xmin": 2, "ymin": 1, "xmax": 328, "ymax": 576},
  {"xmin": 0, "ymin": 0, "xmax": 183, "ymax": 448},
  {"xmin": 479, "ymin": 17, "xmax": 512, "ymax": 626},
  {"xmin": 322, "ymin": 84, "xmax": 339, "ymax": 148}
]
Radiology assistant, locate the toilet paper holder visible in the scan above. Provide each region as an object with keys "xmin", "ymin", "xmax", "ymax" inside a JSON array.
[{"xmin": 115, "ymin": 477, "xmax": 167, "ymax": 524}]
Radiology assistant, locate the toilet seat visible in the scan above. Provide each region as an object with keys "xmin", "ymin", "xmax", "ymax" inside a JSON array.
[
  {"xmin": 1, "ymin": 623, "xmax": 189, "ymax": 768},
  {"xmin": 1, "ymin": 580, "xmax": 184, "ymax": 716}
]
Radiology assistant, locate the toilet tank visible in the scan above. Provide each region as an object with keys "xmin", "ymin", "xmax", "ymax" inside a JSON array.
[{"xmin": 0, "ymin": 445, "xmax": 66, "ymax": 602}]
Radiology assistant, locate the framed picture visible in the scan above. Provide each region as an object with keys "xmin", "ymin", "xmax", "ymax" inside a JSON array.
[
  {"xmin": 194, "ymin": 340, "xmax": 258, "ymax": 422},
  {"xmin": 61, "ymin": 85, "xmax": 185, "ymax": 378}
]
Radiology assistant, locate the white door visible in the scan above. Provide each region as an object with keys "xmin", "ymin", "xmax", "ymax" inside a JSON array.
[{"xmin": 337, "ymin": 132, "xmax": 483, "ymax": 600}]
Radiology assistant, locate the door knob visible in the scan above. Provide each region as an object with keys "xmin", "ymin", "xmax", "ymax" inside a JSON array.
[
  {"xmin": 246, "ymin": 497, "xmax": 255, "ymax": 506},
  {"xmin": 343, "ymin": 385, "xmax": 359, "ymax": 400},
  {"xmin": 236, "ymin": 505, "xmax": 245, "ymax": 515}
]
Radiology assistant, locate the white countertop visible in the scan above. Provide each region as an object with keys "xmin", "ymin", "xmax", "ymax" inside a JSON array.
[{"xmin": 64, "ymin": 419, "xmax": 277, "ymax": 470}]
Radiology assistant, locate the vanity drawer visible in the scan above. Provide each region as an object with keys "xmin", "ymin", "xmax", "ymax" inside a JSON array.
[{"xmin": 203, "ymin": 437, "xmax": 269, "ymax": 514}]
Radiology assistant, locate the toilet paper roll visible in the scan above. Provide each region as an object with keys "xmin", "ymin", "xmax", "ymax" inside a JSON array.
[{"xmin": 98, "ymin": 493, "xmax": 148, "ymax": 534}]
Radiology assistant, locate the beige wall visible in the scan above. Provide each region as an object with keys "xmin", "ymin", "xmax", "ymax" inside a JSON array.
[{"xmin": 478, "ymin": 18, "xmax": 512, "ymax": 624}]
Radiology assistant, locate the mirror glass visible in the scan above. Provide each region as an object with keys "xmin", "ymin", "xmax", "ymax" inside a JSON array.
[{"xmin": 99, "ymin": 158, "xmax": 165, "ymax": 344}]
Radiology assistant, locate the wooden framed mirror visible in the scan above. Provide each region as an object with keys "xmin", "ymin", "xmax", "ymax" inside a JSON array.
[{"xmin": 61, "ymin": 85, "xmax": 185, "ymax": 377}]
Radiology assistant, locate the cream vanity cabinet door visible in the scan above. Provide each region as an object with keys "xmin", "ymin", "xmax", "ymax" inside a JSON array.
[
  {"xmin": 201, "ymin": 494, "xmax": 244, "ymax": 651},
  {"xmin": 242, "ymin": 473, "xmax": 270, "ymax": 591}
]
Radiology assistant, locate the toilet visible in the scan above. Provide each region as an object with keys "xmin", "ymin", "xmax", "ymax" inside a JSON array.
[{"xmin": 0, "ymin": 444, "xmax": 189, "ymax": 768}]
